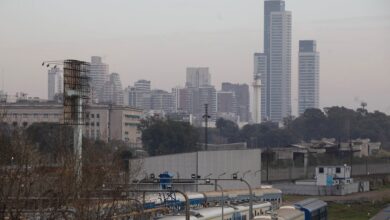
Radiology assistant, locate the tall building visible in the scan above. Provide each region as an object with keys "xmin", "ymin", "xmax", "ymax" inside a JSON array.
[
  {"xmin": 47, "ymin": 67, "xmax": 63, "ymax": 100},
  {"xmin": 186, "ymin": 67, "xmax": 211, "ymax": 88},
  {"xmin": 221, "ymin": 83, "xmax": 250, "ymax": 122},
  {"xmin": 101, "ymin": 73, "xmax": 124, "ymax": 105},
  {"xmin": 151, "ymin": 89, "xmax": 173, "ymax": 113},
  {"xmin": 124, "ymin": 80, "xmax": 151, "ymax": 111},
  {"xmin": 262, "ymin": 0, "xmax": 291, "ymax": 122},
  {"xmin": 298, "ymin": 40, "xmax": 320, "ymax": 115},
  {"xmin": 263, "ymin": 0, "xmax": 285, "ymax": 120},
  {"xmin": 89, "ymin": 56, "xmax": 109, "ymax": 103},
  {"xmin": 217, "ymin": 91, "xmax": 236, "ymax": 115},
  {"xmin": 253, "ymin": 53, "xmax": 267, "ymax": 123},
  {"xmin": 199, "ymin": 86, "xmax": 217, "ymax": 121}
]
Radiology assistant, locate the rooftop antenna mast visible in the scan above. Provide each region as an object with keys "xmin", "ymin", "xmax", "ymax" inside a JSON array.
[{"xmin": 42, "ymin": 60, "xmax": 90, "ymax": 187}]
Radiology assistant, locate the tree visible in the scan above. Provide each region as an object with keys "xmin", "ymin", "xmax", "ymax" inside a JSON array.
[
  {"xmin": 139, "ymin": 118, "xmax": 200, "ymax": 156},
  {"xmin": 215, "ymin": 118, "xmax": 239, "ymax": 143}
]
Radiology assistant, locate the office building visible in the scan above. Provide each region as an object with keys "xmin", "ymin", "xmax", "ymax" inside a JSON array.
[
  {"xmin": 101, "ymin": 73, "xmax": 124, "ymax": 105},
  {"xmin": 186, "ymin": 67, "xmax": 211, "ymax": 88},
  {"xmin": 47, "ymin": 67, "xmax": 63, "ymax": 100},
  {"xmin": 262, "ymin": 0, "xmax": 292, "ymax": 122},
  {"xmin": 298, "ymin": 40, "xmax": 320, "ymax": 115},
  {"xmin": 151, "ymin": 89, "xmax": 174, "ymax": 113},
  {"xmin": 221, "ymin": 83, "xmax": 250, "ymax": 122},
  {"xmin": 217, "ymin": 91, "xmax": 236, "ymax": 115},
  {"xmin": 199, "ymin": 86, "xmax": 217, "ymax": 121},
  {"xmin": 89, "ymin": 56, "xmax": 109, "ymax": 103},
  {"xmin": 2, "ymin": 102, "xmax": 142, "ymax": 145}
]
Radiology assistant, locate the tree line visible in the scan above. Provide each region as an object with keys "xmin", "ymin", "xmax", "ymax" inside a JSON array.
[{"xmin": 140, "ymin": 106, "xmax": 390, "ymax": 156}]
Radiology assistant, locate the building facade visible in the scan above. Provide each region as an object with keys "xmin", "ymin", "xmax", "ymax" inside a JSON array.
[
  {"xmin": 101, "ymin": 73, "xmax": 124, "ymax": 105},
  {"xmin": 47, "ymin": 67, "xmax": 63, "ymax": 100},
  {"xmin": 298, "ymin": 40, "xmax": 320, "ymax": 115},
  {"xmin": 1, "ymin": 102, "xmax": 142, "ymax": 145},
  {"xmin": 261, "ymin": 0, "xmax": 292, "ymax": 122},
  {"xmin": 186, "ymin": 67, "xmax": 211, "ymax": 88},
  {"xmin": 269, "ymin": 10, "xmax": 292, "ymax": 122},
  {"xmin": 221, "ymin": 83, "xmax": 250, "ymax": 122},
  {"xmin": 151, "ymin": 89, "xmax": 174, "ymax": 114},
  {"xmin": 89, "ymin": 56, "xmax": 109, "ymax": 103}
]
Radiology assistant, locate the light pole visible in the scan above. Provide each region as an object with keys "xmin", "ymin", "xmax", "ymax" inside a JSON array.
[
  {"xmin": 206, "ymin": 179, "xmax": 224, "ymax": 220},
  {"xmin": 242, "ymin": 170, "xmax": 251, "ymax": 179}
]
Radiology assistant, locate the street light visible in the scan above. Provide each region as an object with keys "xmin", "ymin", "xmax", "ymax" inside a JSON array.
[
  {"xmin": 242, "ymin": 170, "xmax": 251, "ymax": 179},
  {"xmin": 232, "ymin": 171, "xmax": 239, "ymax": 180},
  {"xmin": 218, "ymin": 172, "xmax": 226, "ymax": 178},
  {"xmin": 204, "ymin": 173, "xmax": 213, "ymax": 178}
]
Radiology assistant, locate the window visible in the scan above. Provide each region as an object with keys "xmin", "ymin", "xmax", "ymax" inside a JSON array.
[
  {"xmin": 91, "ymin": 122, "xmax": 94, "ymax": 126},
  {"xmin": 125, "ymin": 131, "xmax": 129, "ymax": 135},
  {"xmin": 96, "ymin": 114, "xmax": 100, "ymax": 118},
  {"xmin": 23, "ymin": 122, "xmax": 28, "ymax": 127},
  {"xmin": 319, "ymin": 167, "xmax": 324, "ymax": 173},
  {"xmin": 12, "ymin": 122, "xmax": 17, "ymax": 127},
  {"xmin": 336, "ymin": 167, "xmax": 341, "ymax": 173},
  {"xmin": 91, "ymin": 114, "xmax": 94, "ymax": 118},
  {"xmin": 96, "ymin": 122, "xmax": 100, "ymax": 126}
]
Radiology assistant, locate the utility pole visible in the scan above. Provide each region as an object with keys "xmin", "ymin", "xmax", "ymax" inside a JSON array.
[{"xmin": 203, "ymin": 104, "xmax": 210, "ymax": 151}]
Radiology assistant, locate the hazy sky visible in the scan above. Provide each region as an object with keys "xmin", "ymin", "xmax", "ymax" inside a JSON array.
[{"xmin": 0, "ymin": 0, "xmax": 389, "ymax": 115}]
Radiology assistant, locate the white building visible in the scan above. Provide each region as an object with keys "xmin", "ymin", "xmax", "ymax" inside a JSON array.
[
  {"xmin": 253, "ymin": 53, "xmax": 266, "ymax": 123},
  {"xmin": 1, "ymin": 102, "xmax": 142, "ymax": 145},
  {"xmin": 269, "ymin": 10, "xmax": 292, "ymax": 122},
  {"xmin": 186, "ymin": 67, "xmax": 211, "ymax": 88},
  {"xmin": 47, "ymin": 67, "xmax": 63, "ymax": 100},
  {"xmin": 315, "ymin": 165, "xmax": 352, "ymax": 186},
  {"xmin": 298, "ymin": 40, "xmax": 320, "ymax": 115},
  {"xmin": 89, "ymin": 56, "xmax": 109, "ymax": 103}
]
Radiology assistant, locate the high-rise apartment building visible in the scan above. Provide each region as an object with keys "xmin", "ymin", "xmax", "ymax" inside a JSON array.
[
  {"xmin": 263, "ymin": 0, "xmax": 285, "ymax": 120},
  {"xmin": 261, "ymin": 0, "xmax": 291, "ymax": 122},
  {"xmin": 151, "ymin": 89, "xmax": 173, "ymax": 113},
  {"xmin": 221, "ymin": 83, "xmax": 250, "ymax": 122},
  {"xmin": 269, "ymin": 10, "xmax": 292, "ymax": 122},
  {"xmin": 89, "ymin": 56, "xmax": 109, "ymax": 103},
  {"xmin": 298, "ymin": 40, "xmax": 320, "ymax": 115},
  {"xmin": 101, "ymin": 73, "xmax": 124, "ymax": 105},
  {"xmin": 124, "ymin": 80, "xmax": 151, "ymax": 111},
  {"xmin": 217, "ymin": 91, "xmax": 236, "ymax": 114},
  {"xmin": 47, "ymin": 67, "xmax": 63, "ymax": 100},
  {"xmin": 199, "ymin": 86, "xmax": 217, "ymax": 121},
  {"xmin": 186, "ymin": 67, "xmax": 211, "ymax": 88}
]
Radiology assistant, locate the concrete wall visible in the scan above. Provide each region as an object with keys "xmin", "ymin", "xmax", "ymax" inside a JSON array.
[
  {"xmin": 138, "ymin": 149, "xmax": 262, "ymax": 191},
  {"xmin": 274, "ymin": 181, "xmax": 370, "ymax": 196},
  {"xmin": 262, "ymin": 163, "xmax": 390, "ymax": 182}
]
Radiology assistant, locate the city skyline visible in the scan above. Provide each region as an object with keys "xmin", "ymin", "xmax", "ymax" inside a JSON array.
[{"xmin": 0, "ymin": 0, "xmax": 389, "ymax": 115}]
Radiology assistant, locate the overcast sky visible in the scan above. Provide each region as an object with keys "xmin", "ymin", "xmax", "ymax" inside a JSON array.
[{"xmin": 0, "ymin": 0, "xmax": 389, "ymax": 115}]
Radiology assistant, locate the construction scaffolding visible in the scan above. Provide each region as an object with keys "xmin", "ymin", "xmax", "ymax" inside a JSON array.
[{"xmin": 63, "ymin": 59, "xmax": 90, "ymax": 125}]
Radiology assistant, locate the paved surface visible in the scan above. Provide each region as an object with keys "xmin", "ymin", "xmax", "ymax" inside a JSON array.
[{"xmin": 370, "ymin": 205, "xmax": 390, "ymax": 220}]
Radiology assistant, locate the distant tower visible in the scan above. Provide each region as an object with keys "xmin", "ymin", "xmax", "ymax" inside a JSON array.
[
  {"xmin": 262, "ymin": 0, "xmax": 292, "ymax": 122},
  {"xmin": 186, "ymin": 67, "xmax": 211, "ymax": 88},
  {"xmin": 89, "ymin": 56, "xmax": 109, "ymax": 103},
  {"xmin": 263, "ymin": 0, "xmax": 286, "ymax": 121},
  {"xmin": 48, "ymin": 66, "xmax": 63, "ymax": 100},
  {"xmin": 253, "ymin": 53, "xmax": 266, "ymax": 123},
  {"xmin": 101, "ymin": 73, "xmax": 124, "ymax": 105},
  {"xmin": 298, "ymin": 40, "xmax": 320, "ymax": 114}
]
